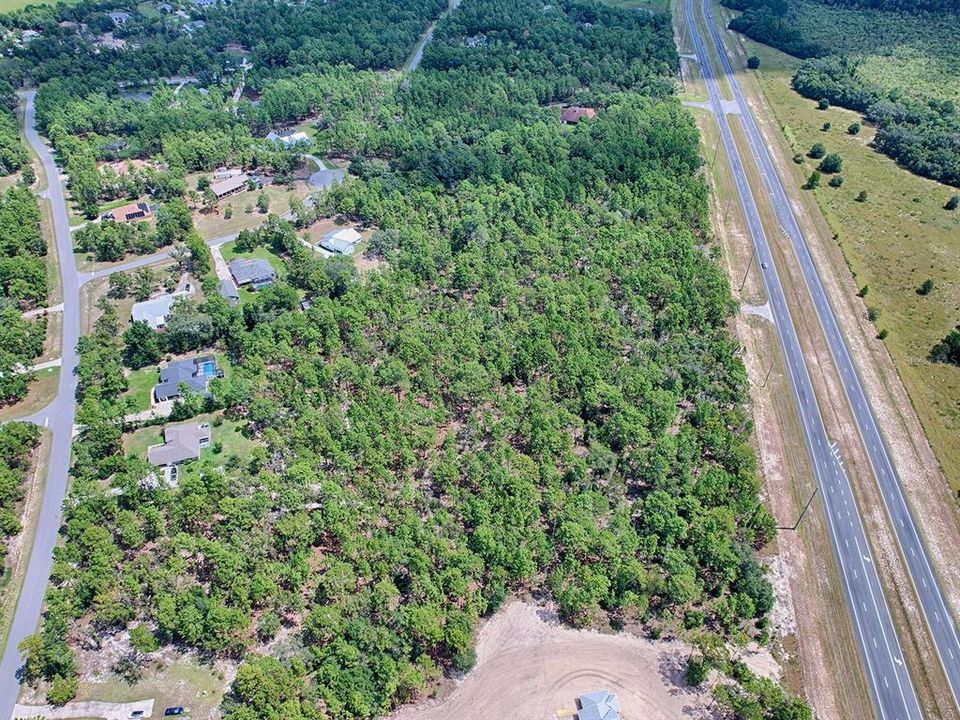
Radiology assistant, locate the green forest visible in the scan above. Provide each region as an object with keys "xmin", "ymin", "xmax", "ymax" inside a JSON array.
[
  {"xmin": 9, "ymin": 0, "xmax": 808, "ymax": 717},
  {"xmin": 0, "ymin": 422, "xmax": 41, "ymax": 616},
  {"xmin": 723, "ymin": 0, "xmax": 960, "ymax": 186}
]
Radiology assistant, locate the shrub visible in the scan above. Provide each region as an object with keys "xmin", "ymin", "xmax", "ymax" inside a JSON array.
[
  {"xmin": 856, "ymin": 190, "xmax": 868, "ymax": 202},
  {"xmin": 818, "ymin": 98, "xmax": 830, "ymax": 110},
  {"xmin": 686, "ymin": 655, "xmax": 710, "ymax": 686},
  {"xmin": 867, "ymin": 306, "xmax": 880, "ymax": 322},
  {"xmin": 792, "ymin": 153, "xmax": 804, "ymax": 164},
  {"xmin": 946, "ymin": 195, "xmax": 959, "ymax": 211},
  {"xmin": 47, "ymin": 674, "xmax": 78, "ymax": 705},
  {"xmin": 929, "ymin": 328, "xmax": 960, "ymax": 366},
  {"xmin": 877, "ymin": 328, "xmax": 889, "ymax": 340},
  {"xmin": 818, "ymin": 153, "xmax": 843, "ymax": 173},
  {"xmin": 829, "ymin": 175, "xmax": 844, "ymax": 187},
  {"xmin": 808, "ymin": 143, "xmax": 826, "ymax": 159},
  {"xmin": 848, "ymin": 122, "xmax": 861, "ymax": 135},
  {"xmin": 918, "ymin": 279, "xmax": 934, "ymax": 296},
  {"xmin": 805, "ymin": 171, "xmax": 821, "ymax": 189},
  {"xmin": 747, "ymin": 55, "xmax": 760, "ymax": 69},
  {"xmin": 858, "ymin": 284, "xmax": 869, "ymax": 298},
  {"xmin": 822, "ymin": 121, "xmax": 831, "ymax": 131}
]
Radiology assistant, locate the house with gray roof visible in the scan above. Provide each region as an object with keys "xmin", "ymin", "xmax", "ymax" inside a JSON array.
[
  {"xmin": 229, "ymin": 258, "xmax": 275, "ymax": 289},
  {"xmin": 108, "ymin": 11, "xmax": 132, "ymax": 25},
  {"xmin": 147, "ymin": 421, "xmax": 211, "ymax": 466},
  {"xmin": 218, "ymin": 278, "xmax": 240, "ymax": 305},
  {"xmin": 154, "ymin": 355, "xmax": 221, "ymax": 402},
  {"xmin": 210, "ymin": 173, "xmax": 248, "ymax": 199},
  {"xmin": 576, "ymin": 690, "xmax": 621, "ymax": 720},
  {"xmin": 131, "ymin": 291, "xmax": 188, "ymax": 330}
]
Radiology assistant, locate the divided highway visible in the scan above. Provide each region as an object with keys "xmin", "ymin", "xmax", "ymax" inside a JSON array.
[
  {"xmin": 698, "ymin": 0, "xmax": 960, "ymax": 711},
  {"xmin": 683, "ymin": 0, "xmax": 925, "ymax": 717}
]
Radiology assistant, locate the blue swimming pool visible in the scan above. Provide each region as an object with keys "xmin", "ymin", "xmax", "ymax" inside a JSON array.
[{"xmin": 201, "ymin": 361, "xmax": 217, "ymax": 377}]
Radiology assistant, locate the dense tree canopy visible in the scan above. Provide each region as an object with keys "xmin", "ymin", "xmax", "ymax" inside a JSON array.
[{"xmin": 18, "ymin": 0, "xmax": 801, "ymax": 717}]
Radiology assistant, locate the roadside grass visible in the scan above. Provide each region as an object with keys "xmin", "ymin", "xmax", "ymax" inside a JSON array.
[
  {"xmin": 36, "ymin": 310, "xmax": 62, "ymax": 364},
  {"xmin": 0, "ymin": 368, "xmax": 59, "ymax": 422},
  {"xmin": 74, "ymin": 652, "xmax": 226, "ymax": 719},
  {"xmin": 721, "ymin": 8, "xmax": 960, "ymax": 490},
  {"xmin": 0, "ymin": 429, "xmax": 50, "ymax": 656}
]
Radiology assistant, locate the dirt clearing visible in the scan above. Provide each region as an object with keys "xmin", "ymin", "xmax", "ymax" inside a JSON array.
[{"xmin": 389, "ymin": 602, "xmax": 721, "ymax": 720}]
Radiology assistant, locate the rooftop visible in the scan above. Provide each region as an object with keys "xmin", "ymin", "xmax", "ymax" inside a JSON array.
[
  {"xmin": 560, "ymin": 106, "xmax": 598, "ymax": 124},
  {"xmin": 154, "ymin": 355, "xmax": 218, "ymax": 401},
  {"xmin": 209, "ymin": 173, "xmax": 248, "ymax": 197},
  {"xmin": 577, "ymin": 690, "xmax": 621, "ymax": 720},
  {"xmin": 131, "ymin": 291, "xmax": 188, "ymax": 330},
  {"xmin": 147, "ymin": 421, "xmax": 211, "ymax": 466},
  {"xmin": 229, "ymin": 258, "xmax": 275, "ymax": 286}
]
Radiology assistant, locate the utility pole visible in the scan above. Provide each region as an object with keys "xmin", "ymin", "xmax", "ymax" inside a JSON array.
[
  {"xmin": 758, "ymin": 361, "xmax": 774, "ymax": 389},
  {"xmin": 778, "ymin": 487, "xmax": 819, "ymax": 531},
  {"xmin": 738, "ymin": 245, "xmax": 755, "ymax": 293}
]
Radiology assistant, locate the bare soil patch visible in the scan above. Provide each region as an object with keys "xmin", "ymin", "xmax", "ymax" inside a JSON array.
[{"xmin": 388, "ymin": 602, "xmax": 721, "ymax": 720}]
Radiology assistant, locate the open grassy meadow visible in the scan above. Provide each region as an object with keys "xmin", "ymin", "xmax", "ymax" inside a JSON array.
[{"xmin": 718, "ymin": 4, "xmax": 960, "ymax": 490}]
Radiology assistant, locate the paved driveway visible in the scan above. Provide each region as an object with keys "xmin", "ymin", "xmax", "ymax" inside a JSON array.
[{"xmin": 14, "ymin": 699, "xmax": 154, "ymax": 720}]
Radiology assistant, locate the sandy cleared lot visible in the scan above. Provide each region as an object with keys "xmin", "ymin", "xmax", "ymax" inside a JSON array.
[{"xmin": 389, "ymin": 602, "xmax": 718, "ymax": 720}]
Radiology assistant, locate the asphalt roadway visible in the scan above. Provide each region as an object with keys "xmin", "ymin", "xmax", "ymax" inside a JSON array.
[
  {"xmin": 697, "ymin": 0, "xmax": 960, "ymax": 713},
  {"xmin": 683, "ymin": 0, "xmax": 931, "ymax": 717},
  {"xmin": 0, "ymin": 92, "xmax": 81, "ymax": 718}
]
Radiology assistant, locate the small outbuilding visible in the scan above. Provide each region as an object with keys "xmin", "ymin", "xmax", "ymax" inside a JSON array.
[
  {"xmin": 576, "ymin": 690, "xmax": 621, "ymax": 720},
  {"xmin": 218, "ymin": 278, "xmax": 240, "ymax": 305}
]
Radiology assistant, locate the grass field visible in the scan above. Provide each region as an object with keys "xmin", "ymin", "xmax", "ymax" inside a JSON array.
[
  {"xmin": 0, "ymin": 368, "xmax": 59, "ymax": 422},
  {"xmin": 190, "ymin": 175, "xmax": 310, "ymax": 241},
  {"xmin": 0, "ymin": 0, "xmax": 75, "ymax": 13},
  {"xmin": 719, "ymin": 10, "xmax": 960, "ymax": 490},
  {"xmin": 75, "ymin": 652, "xmax": 226, "ymax": 720},
  {"xmin": 783, "ymin": 0, "xmax": 960, "ymax": 105}
]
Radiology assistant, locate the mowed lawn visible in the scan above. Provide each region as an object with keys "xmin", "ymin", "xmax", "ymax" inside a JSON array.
[
  {"xmin": 122, "ymin": 352, "xmax": 234, "ymax": 412},
  {"xmin": 124, "ymin": 412, "xmax": 256, "ymax": 463},
  {"xmin": 721, "ymin": 5, "xmax": 960, "ymax": 489}
]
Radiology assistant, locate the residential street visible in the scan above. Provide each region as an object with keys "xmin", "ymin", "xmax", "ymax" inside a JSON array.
[{"xmin": 0, "ymin": 91, "xmax": 82, "ymax": 720}]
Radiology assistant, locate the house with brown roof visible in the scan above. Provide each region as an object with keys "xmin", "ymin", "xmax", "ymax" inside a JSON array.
[
  {"xmin": 103, "ymin": 201, "xmax": 152, "ymax": 223},
  {"xmin": 560, "ymin": 106, "xmax": 598, "ymax": 124}
]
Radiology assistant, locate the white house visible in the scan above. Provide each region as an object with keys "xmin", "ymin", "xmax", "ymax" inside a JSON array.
[{"xmin": 319, "ymin": 227, "xmax": 362, "ymax": 254}]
